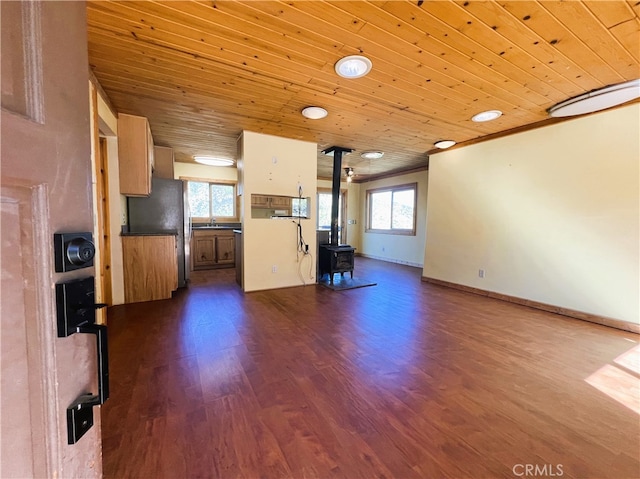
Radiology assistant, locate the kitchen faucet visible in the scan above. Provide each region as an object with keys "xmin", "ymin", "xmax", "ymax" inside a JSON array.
[{"xmin": 210, "ymin": 217, "xmax": 216, "ymax": 226}]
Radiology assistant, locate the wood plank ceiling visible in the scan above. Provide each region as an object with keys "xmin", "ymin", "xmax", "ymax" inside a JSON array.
[{"xmin": 87, "ymin": 1, "xmax": 640, "ymax": 181}]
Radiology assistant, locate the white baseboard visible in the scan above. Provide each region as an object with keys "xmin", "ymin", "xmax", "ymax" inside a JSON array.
[{"xmin": 358, "ymin": 253, "xmax": 423, "ymax": 268}]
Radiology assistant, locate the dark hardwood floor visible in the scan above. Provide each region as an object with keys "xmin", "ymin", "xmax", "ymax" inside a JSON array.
[{"xmin": 102, "ymin": 257, "xmax": 640, "ymax": 479}]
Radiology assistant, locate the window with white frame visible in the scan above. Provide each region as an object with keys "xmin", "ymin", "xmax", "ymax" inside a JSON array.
[
  {"xmin": 366, "ymin": 183, "xmax": 417, "ymax": 235},
  {"xmin": 187, "ymin": 180, "xmax": 237, "ymax": 220}
]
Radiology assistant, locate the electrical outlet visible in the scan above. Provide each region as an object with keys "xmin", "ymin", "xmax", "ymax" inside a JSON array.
[
  {"xmin": 272, "ymin": 265, "xmax": 277, "ymax": 273},
  {"xmin": 479, "ymin": 269, "xmax": 485, "ymax": 278}
]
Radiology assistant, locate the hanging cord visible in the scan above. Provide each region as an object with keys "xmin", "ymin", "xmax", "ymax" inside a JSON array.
[{"xmin": 294, "ymin": 185, "xmax": 313, "ymax": 285}]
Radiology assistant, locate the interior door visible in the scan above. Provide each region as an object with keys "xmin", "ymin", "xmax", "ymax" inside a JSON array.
[{"xmin": 1, "ymin": 2, "xmax": 103, "ymax": 477}]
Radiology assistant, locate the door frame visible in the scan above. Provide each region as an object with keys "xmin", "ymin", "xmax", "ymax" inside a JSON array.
[{"xmin": 317, "ymin": 187, "xmax": 348, "ymax": 244}]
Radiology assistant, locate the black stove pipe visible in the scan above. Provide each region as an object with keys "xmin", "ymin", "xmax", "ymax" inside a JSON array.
[{"xmin": 322, "ymin": 146, "xmax": 353, "ymax": 246}]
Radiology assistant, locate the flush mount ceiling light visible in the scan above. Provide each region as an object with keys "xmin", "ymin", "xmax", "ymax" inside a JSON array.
[
  {"xmin": 548, "ymin": 79, "xmax": 640, "ymax": 118},
  {"xmin": 472, "ymin": 110, "xmax": 503, "ymax": 122},
  {"xmin": 434, "ymin": 140, "xmax": 456, "ymax": 149},
  {"xmin": 335, "ymin": 55, "xmax": 372, "ymax": 79},
  {"xmin": 360, "ymin": 150, "xmax": 384, "ymax": 160},
  {"xmin": 301, "ymin": 106, "xmax": 328, "ymax": 119},
  {"xmin": 193, "ymin": 156, "xmax": 234, "ymax": 167}
]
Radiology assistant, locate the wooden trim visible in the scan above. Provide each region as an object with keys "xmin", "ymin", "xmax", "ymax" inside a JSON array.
[
  {"xmin": 89, "ymin": 82, "xmax": 108, "ymax": 324},
  {"xmin": 88, "ymin": 67, "xmax": 117, "ymax": 120},
  {"xmin": 181, "ymin": 177, "xmax": 240, "ymax": 222},
  {"xmin": 179, "ymin": 176, "xmax": 237, "ymax": 186},
  {"xmin": 319, "ymin": 165, "xmax": 429, "ymax": 184},
  {"xmin": 421, "ymin": 276, "xmax": 640, "ymax": 334},
  {"xmin": 426, "ymin": 99, "xmax": 640, "ymax": 157},
  {"xmin": 365, "ymin": 182, "xmax": 417, "ymax": 236},
  {"xmin": 99, "ymin": 138, "xmax": 113, "ymax": 306},
  {"xmin": 355, "ymin": 165, "xmax": 429, "ymax": 184}
]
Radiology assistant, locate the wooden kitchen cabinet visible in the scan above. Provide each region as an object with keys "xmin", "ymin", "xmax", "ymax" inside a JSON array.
[
  {"xmin": 122, "ymin": 235, "xmax": 178, "ymax": 303},
  {"xmin": 270, "ymin": 196, "xmax": 291, "ymax": 208},
  {"xmin": 192, "ymin": 235, "xmax": 216, "ymax": 268},
  {"xmin": 250, "ymin": 194, "xmax": 292, "ymax": 209},
  {"xmin": 153, "ymin": 145, "xmax": 174, "ymax": 179},
  {"xmin": 118, "ymin": 113, "xmax": 154, "ymax": 196},
  {"xmin": 215, "ymin": 235, "xmax": 235, "ymax": 265},
  {"xmin": 192, "ymin": 229, "xmax": 235, "ymax": 270},
  {"xmin": 251, "ymin": 195, "xmax": 271, "ymax": 208}
]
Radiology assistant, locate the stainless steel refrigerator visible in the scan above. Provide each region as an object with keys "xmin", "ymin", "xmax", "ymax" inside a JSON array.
[{"xmin": 127, "ymin": 177, "xmax": 190, "ymax": 287}]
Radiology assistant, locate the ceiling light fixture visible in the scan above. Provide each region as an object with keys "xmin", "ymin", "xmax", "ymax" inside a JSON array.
[
  {"xmin": 335, "ymin": 55, "xmax": 372, "ymax": 79},
  {"xmin": 548, "ymin": 79, "xmax": 640, "ymax": 118},
  {"xmin": 472, "ymin": 110, "xmax": 503, "ymax": 122},
  {"xmin": 193, "ymin": 156, "xmax": 235, "ymax": 167},
  {"xmin": 360, "ymin": 150, "xmax": 384, "ymax": 160},
  {"xmin": 434, "ymin": 140, "xmax": 456, "ymax": 149},
  {"xmin": 301, "ymin": 106, "xmax": 328, "ymax": 119},
  {"xmin": 344, "ymin": 167, "xmax": 354, "ymax": 182}
]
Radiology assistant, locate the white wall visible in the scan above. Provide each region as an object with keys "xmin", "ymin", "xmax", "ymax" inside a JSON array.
[
  {"xmin": 359, "ymin": 170, "xmax": 429, "ymax": 267},
  {"xmin": 424, "ymin": 103, "xmax": 640, "ymax": 325},
  {"xmin": 174, "ymin": 161, "xmax": 238, "ymax": 182},
  {"xmin": 240, "ymin": 131, "xmax": 317, "ymax": 291}
]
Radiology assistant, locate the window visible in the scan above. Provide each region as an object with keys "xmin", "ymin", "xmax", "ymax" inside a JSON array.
[
  {"xmin": 291, "ymin": 197, "xmax": 309, "ymax": 218},
  {"xmin": 317, "ymin": 189, "xmax": 346, "ymax": 243},
  {"xmin": 366, "ymin": 183, "xmax": 416, "ymax": 235},
  {"xmin": 187, "ymin": 180, "xmax": 237, "ymax": 220}
]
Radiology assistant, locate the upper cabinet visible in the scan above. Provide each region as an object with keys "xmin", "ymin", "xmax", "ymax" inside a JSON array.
[
  {"xmin": 153, "ymin": 146, "xmax": 174, "ymax": 179},
  {"xmin": 118, "ymin": 113, "xmax": 154, "ymax": 196}
]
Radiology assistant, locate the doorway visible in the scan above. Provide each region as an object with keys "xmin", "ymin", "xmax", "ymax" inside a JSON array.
[{"xmin": 317, "ymin": 188, "xmax": 347, "ymax": 244}]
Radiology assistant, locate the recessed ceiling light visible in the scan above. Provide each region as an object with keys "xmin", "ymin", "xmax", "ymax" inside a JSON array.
[
  {"xmin": 193, "ymin": 156, "xmax": 235, "ymax": 167},
  {"xmin": 361, "ymin": 150, "xmax": 384, "ymax": 159},
  {"xmin": 434, "ymin": 140, "xmax": 456, "ymax": 149},
  {"xmin": 335, "ymin": 55, "xmax": 373, "ymax": 79},
  {"xmin": 472, "ymin": 110, "xmax": 503, "ymax": 122},
  {"xmin": 548, "ymin": 79, "xmax": 640, "ymax": 117},
  {"xmin": 301, "ymin": 106, "xmax": 328, "ymax": 119}
]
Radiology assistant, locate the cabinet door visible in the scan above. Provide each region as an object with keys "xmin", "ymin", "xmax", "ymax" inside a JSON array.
[
  {"xmin": 216, "ymin": 235, "xmax": 235, "ymax": 264},
  {"xmin": 270, "ymin": 196, "xmax": 291, "ymax": 207},
  {"xmin": 123, "ymin": 235, "xmax": 177, "ymax": 303},
  {"xmin": 251, "ymin": 195, "xmax": 270, "ymax": 208},
  {"xmin": 153, "ymin": 145, "xmax": 174, "ymax": 179},
  {"xmin": 118, "ymin": 113, "xmax": 153, "ymax": 196},
  {"xmin": 193, "ymin": 236, "xmax": 216, "ymax": 268}
]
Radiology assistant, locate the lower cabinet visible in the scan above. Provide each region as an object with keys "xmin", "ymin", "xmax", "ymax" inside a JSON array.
[
  {"xmin": 122, "ymin": 235, "xmax": 178, "ymax": 303},
  {"xmin": 192, "ymin": 230, "xmax": 235, "ymax": 270}
]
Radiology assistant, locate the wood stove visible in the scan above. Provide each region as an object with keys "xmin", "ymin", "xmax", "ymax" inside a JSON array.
[
  {"xmin": 318, "ymin": 146, "xmax": 356, "ymax": 285},
  {"xmin": 319, "ymin": 244, "xmax": 355, "ymax": 284}
]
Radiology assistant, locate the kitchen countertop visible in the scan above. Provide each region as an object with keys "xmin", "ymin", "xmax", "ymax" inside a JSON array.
[
  {"xmin": 121, "ymin": 229, "xmax": 178, "ymax": 236},
  {"xmin": 192, "ymin": 226, "xmax": 237, "ymax": 231}
]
